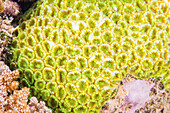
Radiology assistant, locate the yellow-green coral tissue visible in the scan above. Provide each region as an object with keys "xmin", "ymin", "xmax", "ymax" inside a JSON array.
[{"xmin": 11, "ymin": 0, "xmax": 170, "ymax": 112}]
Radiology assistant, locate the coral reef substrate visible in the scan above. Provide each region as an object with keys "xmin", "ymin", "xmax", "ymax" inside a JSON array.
[{"xmin": 11, "ymin": 0, "xmax": 170, "ymax": 112}]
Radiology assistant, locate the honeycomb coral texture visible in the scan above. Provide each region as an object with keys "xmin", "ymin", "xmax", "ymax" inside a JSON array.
[{"xmin": 12, "ymin": 0, "xmax": 170, "ymax": 112}]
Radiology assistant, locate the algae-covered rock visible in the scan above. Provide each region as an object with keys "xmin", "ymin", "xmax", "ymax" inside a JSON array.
[{"xmin": 11, "ymin": 0, "xmax": 170, "ymax": 112}]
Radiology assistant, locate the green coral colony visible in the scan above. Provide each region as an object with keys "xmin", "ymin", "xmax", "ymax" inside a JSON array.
[{"xmin": 12, "ymin": 0, "xmax": 169, "ymax": 112}]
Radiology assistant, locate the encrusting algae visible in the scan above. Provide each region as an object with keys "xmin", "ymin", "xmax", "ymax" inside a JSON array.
[{"xmin": 11, "ymin": 0, "xmax": 170, "ymax": 112}]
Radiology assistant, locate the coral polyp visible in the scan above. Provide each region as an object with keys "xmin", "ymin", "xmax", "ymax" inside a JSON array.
[{"xmin": 11, "ymin": 0, "xmax": 170, "ymax": 112}]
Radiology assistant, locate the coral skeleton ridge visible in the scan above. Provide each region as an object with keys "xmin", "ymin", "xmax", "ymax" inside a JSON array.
[{"xmin": 11, "ymin": 0, "xmax": 170, "ymax": 112}]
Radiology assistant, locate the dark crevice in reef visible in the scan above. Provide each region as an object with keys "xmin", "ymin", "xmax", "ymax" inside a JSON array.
[
  {"xmin": 13, "ymin": 0, "xmax": 37, "ymax": 13},
  {"xmin": 11, "ymin": 0, "xmax": 38, "ymax": 25}
]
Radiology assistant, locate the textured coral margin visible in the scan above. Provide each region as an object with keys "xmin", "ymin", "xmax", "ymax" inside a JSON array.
[{"xmin": 100, "ymin": 75, "xmax": 170, "ymax": 113}]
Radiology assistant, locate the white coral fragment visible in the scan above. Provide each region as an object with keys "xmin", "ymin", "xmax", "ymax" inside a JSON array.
[{"xmin": 122, "ymin": 79, "xmax": 155, "ymax": 113}]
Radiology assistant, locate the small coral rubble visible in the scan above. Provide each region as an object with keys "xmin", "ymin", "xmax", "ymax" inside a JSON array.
[
  {"xmin": 3, "ymin": 0, "xmax": 20, "ymax": 16},
  {"xmin": 0, "ymin": 14, "xmax": 15, "ymax": 62},
  {"xmin": 29, "ymin": 97, "xmax": 52, "ymax": 113},
  {"xmin": 0, "ymin": 62, "xmax": 52, "ymax": 113},
  {"xmin": 136, "ymin": 79, "xmax": 170, "ymax": 113},
  {"xmin": 0, "ymin": 0, "xmax": 20, "ymax": 62},
  {"xmin": 0, "ymin": 16, "xmax": 14, "ymax": 37}
]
